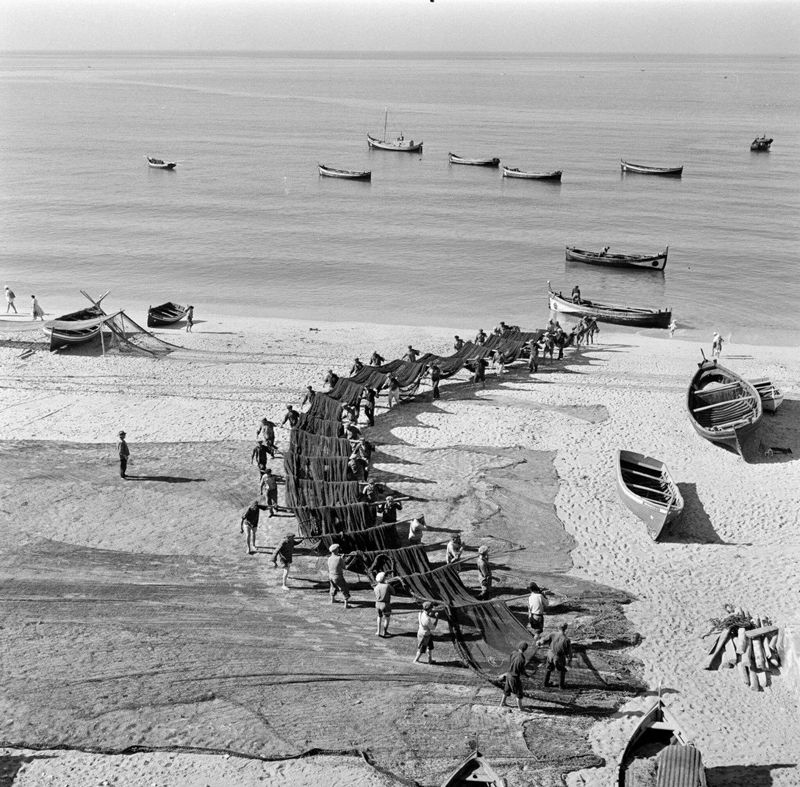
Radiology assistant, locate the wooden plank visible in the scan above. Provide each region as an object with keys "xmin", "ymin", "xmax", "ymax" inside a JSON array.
[
  {"xmin": 745, "ymin": 625, "xmax": 779, "ymax": 640},
  {"xmin": 703, "ymin": 628, "xmax": 731, "ymax": 669},
  {"xmin": 692, "ymin": 396, "xmax": 755, "ymax": 413}
]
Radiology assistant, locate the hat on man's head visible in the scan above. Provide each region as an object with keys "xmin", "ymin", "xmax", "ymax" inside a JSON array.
[
  {"xmin": 422, "ymin": 601, "xmax": 434, "ymax": 611},
  {"xmin": 375, "ymin": 572, "xmax": 386, "ymax": 583},
  {"xmin": 478, "ymin": 545, "xmax": 489, "ymax": 555},
  {"xmin": 118, "ymin": 430, "xmax": 126, "ymax": 437},
  {"xmin": 329, "ymin": 544, "xmax": 340, "ymax": 553}
]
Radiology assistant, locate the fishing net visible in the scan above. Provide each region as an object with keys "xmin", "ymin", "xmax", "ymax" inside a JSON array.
[
  {"xmin": 293, "ymin": 502, "xmax": 376, "ymax": 539},
  {"xmin": 398, "ymin": 562, "xmax": 479, "ymax": 606},
  {"xmin": 285, "ymin": 478, "xmax": 363, "ymax": 509},
  {"xmin": 297, "ymin": 413, "xmax": 344, "ymax": 438},
  {"xmin": 287, "ymin": 431, "xmax": 353, "ymax": 458},
  {"xmin": 327, "ymin": 378, "xmax": 365, "ymax": 407},
  {"xmin": 283, "ymin": 454, "xmax": 351, "ymax": 482},
  {"xmin": 349, "ymin": 543, "xmax": 433, "ymax": 584},
  {"xmin": 311, "ymin": 521, "xmax": 401, "ymax": 556},
  {"xmin": 306, "ymin": 394, "xmax": 345, "ymax": 421}
]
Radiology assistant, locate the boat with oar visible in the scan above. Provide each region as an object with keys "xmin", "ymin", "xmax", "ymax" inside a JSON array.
[
  {"xmin": 687, "ymin": 357, "xmax": 762, "ymax": 457},
  {"xmin": 440, "ymin": 750, "xmax": 506, "ymax": 787},
  {"xmin": 565, "ymin": 246, "xmax": 669, "ymax": 271},
  {"xmin": 615, "ymin": 450, "xmax": 683, "ymax": 540},
  {"xmin": 547, "ymin": 282, "xmax": 672, "ymax": 329},
  {"xmin": 367, "ymin": 108, "xmax": 422, "ymax": 152},
  {"xmin": 317, "ymin": 163, "xmax": 371, "ymax": 181},
  {"xmin": 43, "ymin": 290, "xmax": 109, "ymax": 348},
  {"xmin": 620, "ymin": 159, "xmax": 683, "ymax": 177},
  {"xmin": 748, "ymin": 378, "xmax": 783, "ymax": 413},
  {"xmin": 449, "ymin": 153, "xmax": 500, "ymax": 167},
  {"xmin": 750, "ymin": 135, "xmax": 773, "ymax": 152},
  {"xmin": 146, "ymin": 156, "xmax": 177, "ymax": 170},
  {"xmin": 501, "ymin": 166, "xmax": 562, "ymax": 181},
  {"xmin": 147, "ymin": 302, "xmax": 189, "ymax": 328},
  {"xmin": 619, "ymin": 694, "xmax": 707, "ymax": 786}
]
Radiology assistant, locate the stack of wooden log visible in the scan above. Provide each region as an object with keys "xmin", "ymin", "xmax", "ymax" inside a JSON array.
[{"xmin": 703, "ymin": 607, "xmax": 781, "ymax": 691}]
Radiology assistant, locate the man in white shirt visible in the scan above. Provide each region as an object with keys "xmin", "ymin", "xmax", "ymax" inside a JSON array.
[{"xmin": 527, "ymin": 581, "xmax": 548, "ymax": 634}]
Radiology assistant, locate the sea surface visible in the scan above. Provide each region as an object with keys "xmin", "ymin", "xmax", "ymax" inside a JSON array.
[{"xmin": 1, "ymin": 52, "xmax": 799, "ymax": 345}]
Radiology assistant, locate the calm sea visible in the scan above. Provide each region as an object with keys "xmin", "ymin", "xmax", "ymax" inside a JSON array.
[{"xmin": 1, "ymin": 52, "xmax": 798, "ymax": 344}]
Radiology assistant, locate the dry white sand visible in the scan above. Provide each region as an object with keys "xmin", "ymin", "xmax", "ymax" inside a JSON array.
[{"xmin": 1, "ymin": 314, "xmax": 798, "ymax": 785}]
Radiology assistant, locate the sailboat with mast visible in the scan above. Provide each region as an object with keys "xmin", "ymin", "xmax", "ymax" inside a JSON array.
[{"xmin": 367, "ymin": 108, "xmax": 423, "ymax": 152}]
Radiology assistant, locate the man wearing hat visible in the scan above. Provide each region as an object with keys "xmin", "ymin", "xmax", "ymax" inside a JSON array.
[
  {"xmin": 272, "ymin": 532, "xmax": 300, "ymax": 589},
  {"xmin": 499, "ymin": 641, "xmax": 530, "ymax": 711},
  {"xmin": 373, "ymin": 571, "xmax": 393, "ymax": 637},
  {"xmin": 540, "ymin": 622, "xmax": 573, "ymax": 689},
  {"xmin": 413, "ymin": 601, "xmax": 439, "ymax": 664},
  {"xmin": 476, "ymin": 544, "xmax": 492, "ymax": 599},
  {"xmin": 327, "ymin": 544, "xmax": 351, "ymax": 608},
  {"xmin": 117, "ymin": 430, "xmax": 130, "ymax": 478}
]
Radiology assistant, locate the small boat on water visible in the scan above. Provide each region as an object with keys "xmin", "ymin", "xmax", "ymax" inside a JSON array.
[
  {"xmin": 44, "ymin": 290, "xmax": 109, "ymax": 348},
  {"xmin": 147, "ymin": 302, "xmax": 189, "ymax": 328},
  {"xmin": 449, "ymin": 153, "xmax": 500, "ymax": 168},
  {"xmin": 619, "ymin": 695, "xmax": 707, "ymax": 787},
  {"xmin": 616, "ymin": 450, "xmax": 684, "ymax": 540},
  {"xmin": 687, "ymin": 357, "xmax": 762, "ymax": 457},
  {"xmin": 318, "ymin": 163, "xmax": 371, "ymax": 181},
  {"xmin": 620, "ymin": 160, "xmax": 683, "ymax": 177},
  {"xmin": 547, "ymin": 282, "xmax": 672, "ymax": 329},
  {"xmin": 748, "ymin": 378, "xmax": 783, "ymax": 413},
  {"xmin": 441, "ymin": 750, "xmax": 506, "ymax": 787},
  {"xmin": 367, "ymin": 108, "xmax": 422, "ymax": 152},
  {"xmin": 566, "ymin": 246, "xmax": 669, "ymax": 271},
  {"xmin": 750, "ymin": 136, "xmax": 773, "ymax": 152},
  {"xmin": 502, "ymin": 166, "xmax": 562, "ymax": 181},
  {"xmin": 146, "ymin": 156, "xmax": 177, "ymax": 170}
]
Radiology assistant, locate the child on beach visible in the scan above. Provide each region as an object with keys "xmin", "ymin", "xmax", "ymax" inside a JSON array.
[{"xmin": 185, "ymin": 305, "xmax": 194, "ymax": 332}]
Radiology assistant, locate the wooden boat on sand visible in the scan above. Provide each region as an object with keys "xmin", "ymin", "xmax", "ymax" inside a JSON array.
[
  {"xmin": 441, "ymin": 750, "xmax": 506, "ymax": 787},
  {"xmin": 619, "ymin": 695, "xmax": 706, "ymax": 786},
  {"xmin": 547, "ymin": 282, "xmax": 672, "ymax": 329},
  {"xmin": 750, "ymin": 136, "xmax": 773, "ymax": 152},
  {"xmin": 616, "ymin": 450, "xmax": 684, "ymax": 540},
  {"xmin": 502, "ymin": 166, "xmax": 562, "ymax": 181},
  {"xmin": 565, "ymin": 246, "xmax": 668, "ymax": 271},
  {"xmin": 318, "ymin": 163, "xmax": 371, "ymax": 181},
  {"xmin": 748, "ymin": 378, "xmax": 783, "ymax": 413},
  {"xmin": 147, "ymin": 302, "xmax": 189, "ymax": 328},
  {"xmin": 620, "ymin": 160, "xmax": 683, "ymax": 177},
  {"xmin": 43, "ymin": 290, "xmax": 109, "ymax": 347},
  {"xmin": 367, "ymin": 109, "xmax": 422, "ymax": 152},
  {"xmin": 146, "ymin": 156, "xmax": 177, "ymax": 170},
  {"xmin": 449, "ymin": 153, "xmax": 500, "ymax": 167},
  {"xmin": 687, "ymin": 358, "xmax": 762, "ymax": 457}
]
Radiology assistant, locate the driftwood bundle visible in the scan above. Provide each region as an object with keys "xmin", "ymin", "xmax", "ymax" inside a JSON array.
[{"xmin": 702, "ymin": 605, "xmax": 781, "ymax": 692}]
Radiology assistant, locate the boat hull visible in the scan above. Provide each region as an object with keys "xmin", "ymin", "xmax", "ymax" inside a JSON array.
[
  {"xmin": 441, "ymin": 751, "xmax": 506, "ymax": 787},
  {"xmin": 686, "ymin": 360, "xmax": 763, "ymax": 458},
  {"xmin": 449, "ymin": 153, "xmax": 500, "ymax": 167},
  {"xmin": 548, "ymin": 288, "xmax": 672, "ymax": 329},
  {"xmin": 43, "ymin": 305, "xmax": 105, "ymax": 346},
  {"xmin": 146, "ymin": 157, "xmax": 176, "ymax": 170},
  {"xmin": 318, "ymin": 164, "xmax": 371, "ymax": 180},
  {"xmin": 620, "ymin": 159, "xmax": 683, "ymax": 177},
  {"xmin": 750, "ymin": 137, "xmax": 773, "ymax": 151},
  {"xmin": 147, "ymin": 302, "xmax": 188, "ymax": 328},
  {"xmin": 566, "ymin": 246, "xmax": 668, "ymax": 271},
  {"xmin": 502, "ymin": 167, "xmax": 562, "ymax": 180},
  {"xmin": 366, "ymin": 134, "xmax": 422, "ymax": 152},
  {"xmin": 749, "ymin": 378, "xmax": 783, "ymax": 413},
  {"xmin": 616, "ymin": 450, "xmax": 683, "ymax": 540}
]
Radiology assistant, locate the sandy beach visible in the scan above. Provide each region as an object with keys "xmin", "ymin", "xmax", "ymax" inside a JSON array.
[{"xmin": 0, "ymin": 314, "xmax": 798, "ymax": 786}]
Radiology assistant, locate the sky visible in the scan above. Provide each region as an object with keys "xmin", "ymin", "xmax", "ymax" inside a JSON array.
[{"xmin": 1, "ymin": 0, "xmax": 799, "ymax": 55}]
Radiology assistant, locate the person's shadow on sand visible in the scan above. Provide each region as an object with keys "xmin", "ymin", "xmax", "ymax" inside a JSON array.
[{"xmin": 124, "ymin": 475, "xmax": 205, "ymax": 483}]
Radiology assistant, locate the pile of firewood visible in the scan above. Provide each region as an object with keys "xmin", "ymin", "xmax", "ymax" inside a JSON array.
[{"xmin": 702, "ymin": 605, "xmax": 780, "ymax": 691}]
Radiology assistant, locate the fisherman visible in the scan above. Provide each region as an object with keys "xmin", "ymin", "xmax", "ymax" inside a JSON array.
[
  {"xmin": 413, "ymin": 602, "xmax": 439, "ymax": 664},
  {"xmin": 499, "ymin": 642, "xmax": 530, "ymax": 711},
  {"xmin": 185, "ymin": 305, "xmax": 194, "ymax": 332},
  {"xmin": 272, "ymin": 532, "xmax": 300, "ymax": 589},
  {"xmin": 712, "ymin": 331, "xmax": 723, "ymax": 359},
  {"xmin": 668, "ymin": 319, "xmax": 677, "ymax": 338},
  {"xmin": 257, "ymin": 418, "xmax": 277, "ymax": 458},
  {"xmin": 117, "ymin": 430, "xmax": 130, "ymax": 479},
  {"xmin": 571, "ymin": 285, "xmax": 581, "ymax": 303},
  {"xmin": 260, "ymin": 468, "xmax": 279, "ymax": 516},
  {"xmin": 540, "ymin": 622, "xmax": 573, "ymax": 689},
  {"xmin": 474, "ymin": 328, "xmax": 487, "ymax": 345},
  {"xmin": 408, "ymin": 517, "xmax": 425, "ymax": 544},
  {"xmin": 327, "ymin": 544, "xmax": 351, "ymax": 608},
  {"xmin": 471, "ymin": 356, "xmax": 487, "ymax": 387},
  {"xmin": 324, "ymin": 369, "xmax": 340, "ymax": 389},
  {"xmin": 373, "ymin": 571, "xmax": 393, "ymax": 637},
  {"xmin": 387, "ymin": 374, "xmax": 401, "ymax": 408},
  {"xmin": 587, "ymin": 318, "xmax": 599, "ymax": 344},
  {"xmin": 403, "ymin": 345, "xmax": 420, "ymax": 362},
  {"xmin": 240, "ymin": 499, "xmax": 268, "ymax": 555},
  {"xmin": 345, "ymin": 421, "xmax": 361, "ymax": 441},
  {"xmin": 4, "ymin": 286, "xmax": 17, "ymax": 314},
  {"xmin": 250, "ymin": 440, "xmax": 269, "ymax": 477},
  {"xmin": 369, "ymin": 350, "xmax": 385, "ymax": 367},
  {"xmin": 527, "ymin": 582, "xmax": 548, "ymax": 634},
  {"xmin": 476, "ymin": 544, "xmax": 492, "ymax": 599},
  {"xmin": 542, "ymin": 334, "xmax": 555, "ymax": 361},
  {"xmin": 445, "ymin": 533, "xmax": 463, "ymax": 568},
  {"xmin": 527, "ymin": 339, "xmax": 540, "ymax": 373},
  {"xmin": 360, "ymin": 480, "xmax": 378, "ymax": 504},
  {"xmin": 453, "ymin": 335, "xmax": 464, "ymax": 351},
  {"xmin": 347, "ymin": 451, "xmax": 366, "ymax": 481},
  {"xmin": 301, "ymin": 386, "xmax": 316, "ymax": 408},
  {"xmin": 379, "ymin": 495, "xmax": 403, "ymax": 524},
  {"xmin": 349, "ymin": 357, "xmax": 364, "ymax": 376},
  {"xmin": 281, "ymin": 404, "xmax": 300, "ymax": 429},
  {"xmin": 430, "ymin": 364, "xmax": 442, "ymax": 400},
  {"xmin": 363, "ymin": 387, "xmax": 377, "ymax": 426}
]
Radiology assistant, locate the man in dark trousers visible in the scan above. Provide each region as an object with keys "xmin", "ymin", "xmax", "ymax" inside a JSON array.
[
  {"xmin": 260, "ymin": 468, "xmax": 279, "ymax": 516},
  {"xmin": 430, "ymin": 364, "xmax": 442, "ymax": 400},
  {"xmin": 369, "ymin": 351, "xmax": 385, "ymax": 367},
  {"xmin": 251, "ymin": 441, "xmax": 269, "ymax": 477},
  {"xmin": 379, "ymin": 495, "xmax": 402, "ymax": 524},
  {"xmin": 363, "ymin": 387, "xmax": 377, "ymax": 426},
  {"xmin": 282, "ymin": 404, "xmax": 299, "ymax": 429},
  {"xmin": 117, "ymin": 430, "xmax": 130, "ymax": 478},
  {"xmin": 499, "ymin": 641, "xmax": 530, "ymax": 711},
  {"xmin": 327, "ymin": 544, "xmax": 351, "ymax": 608},
  {"xmin": 540, "ymin": 622, "xmax": 573, "ymax": 689}
]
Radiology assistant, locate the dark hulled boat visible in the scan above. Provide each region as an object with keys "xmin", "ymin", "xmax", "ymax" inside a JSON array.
[
  {"xmin": 565, "ymin": 246, "xmax": 669, "ymax": 271},
  {"xmin": 441, "ymin": 750, "xmax": 506, "ymax": 787},
  {"xmin": 146, "ymin": 156, "xmax": 177, "ymax": 170},
  {"xmin": 147, "ymin": 302, "xmax": 189, "ymax": 327},
  {"xmin": 750, "ymin": 136, "xmax": 773, "ymax": 152},
  {"xmin": 620, "ymin": 160, "xmax": 683, "ymax": 177},
  {"xmin": 449, "ymin": 153, "xmax": 500, "ymax": 167},
  {"xmin": 547, "ymin": 282, "xmax": 672, "ymax": 329}
]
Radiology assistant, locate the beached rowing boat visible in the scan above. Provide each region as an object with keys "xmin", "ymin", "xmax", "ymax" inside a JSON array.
[
  {"xmin": 318, "ymin": 163, "xmax": 372, "ymax": 181},
  {"xmin": 449, "ymin": 153, "xmax": 500, "ymax": 167},
  {"xmin": 565, "ymin": 246, "xmax": 669, "ymax": 271},
  {"xmin": 147, "ymin": 302, "xmax": 189, "ymax": 328},
  {"xmin": 620, "ymin": 160, "xmax": 683, "ymax": 177},
  {"xmin": 687, "ymin": 358, "xmax": 762, "ymax": 457},
  {"xmin": 146, "ymin": 156, "xmax": 177, "ymax": 170},
  {"xmin": 618, "ymin": 695, "xmax": 707, "ymax": 786},
  {"xmin": 616, "ymin": 450, "xmax": 683, "ymax": 540},
  {"xmin": 748, "ymin": 378, "xmax": 783, "ymax": 413},
  {"xmin": 44, "ymin": 290, "xmax": 109, "ymax": 347},
  {"xmin": 750, "ymin": 136, "xmax": 773, "ymax": 152},
  {"xmin": 547, "ymin": 282, "xmax": 672, "ymax": 329},
  {"xmin": 440, "ymin": 750, "xmax": 506, "ymax": 787},
  {"xmin": 501, "ymin": 166, "xmax": 562, "ymax": 181},
  {"xmin": 367, "ymin": 108, "xmax": 422, "ymax": 152}
]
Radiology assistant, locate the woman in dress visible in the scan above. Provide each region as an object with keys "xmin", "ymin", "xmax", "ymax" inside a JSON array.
[{"xmin": 31, "ymin": 295, "xmax": 45, "ymax": 320}]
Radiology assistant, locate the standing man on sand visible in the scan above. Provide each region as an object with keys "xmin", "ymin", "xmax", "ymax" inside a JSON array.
[
  {"xmin": 185, "ymin": 305, "xmax": 194, "ymax": 332},
  {"xmin": 499, "ymin": 642, "xmax": 530, "ymax": 711},
  {"xmin": 4, "ymin": 286, "xmax": 17, "ymax": 314},
  {"xmin": 260, "ymin": 468, "xmax": 279, "ymax": 516},
  {"xmin": 527, "ymin": 582, "xmax": 548, "ymax": 634},
  {"xmin": 712, "ymin": 331, "xmax": 724, "ymax": 359},
  {"xmin": 373, "ymin": 571, "xmax": 393, "ymax": 637},
  {"xmin": 386, "ymin": 375, "xmax": 401, "ymax": 408},
  {"xmin": 476, "ymin": 544, "xmax": 492, "ymax": 599},
  {"xmin": 413, "ymin": 601, "xmax": 439, "ymax": 664},
  {"xmin": 363, "ymin": 387, "xmax": 377, "ymax": 426},
  {"xmin": 327, "ymin": 544, "xmax": 351, "ymax": 608},
  {"xmin": 240, "ymin": 499, "xmax": 268, "ymax": 555},
  {"xmin": 117, "ymin": 430, "xmax": 130, "ymax": 478},
  {"xmin": 272, "ymin": 532, "xmax": 300, "ymax": 589},
  {"xmin": 282, "ymin": 404, "xmax": 300, "ymax": 429},
  {"xmin": 540, "ymin": 622, "xmax": 573, "ymax": 689},
  {"xmin": 430, "ymin": 364, "xmax": 442, "ymax": 400},
  {"xmin": 403, "ymin": 345, "xmax": 420, "ymax": 362}
]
